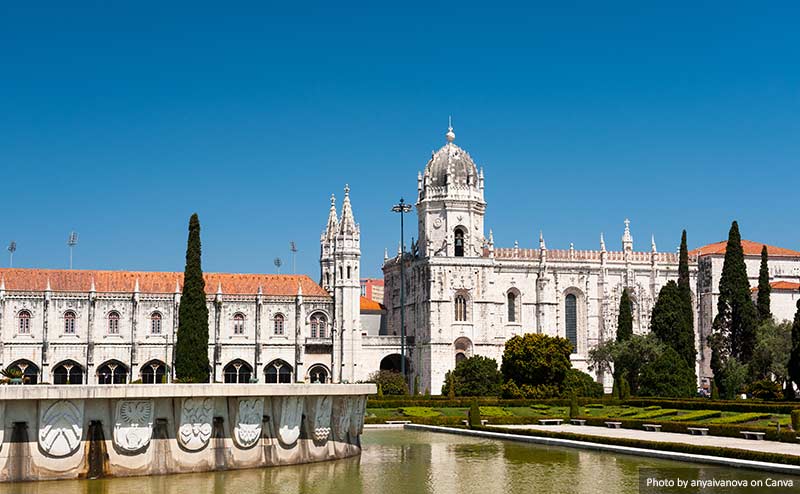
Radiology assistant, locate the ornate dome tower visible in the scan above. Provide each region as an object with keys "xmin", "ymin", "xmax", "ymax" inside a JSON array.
[{"xmin": 416, "ymin": 121, "xmax": 486, "ymax": 258}]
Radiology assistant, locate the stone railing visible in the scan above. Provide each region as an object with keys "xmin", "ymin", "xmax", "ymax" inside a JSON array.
[{"xmin": 0, "ymin": 383, "xmax": 375, "ymax": 482}]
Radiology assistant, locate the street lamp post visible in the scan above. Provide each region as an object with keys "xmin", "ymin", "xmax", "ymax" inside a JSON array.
[{"xmin": 391, "ymin": 198, "xmax": 412, "ymax": 378}]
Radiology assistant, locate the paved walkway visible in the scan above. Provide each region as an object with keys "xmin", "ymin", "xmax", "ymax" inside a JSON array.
[{"xmin": 495, "ymin": 424, "xmax": 800, "ymax": 456}]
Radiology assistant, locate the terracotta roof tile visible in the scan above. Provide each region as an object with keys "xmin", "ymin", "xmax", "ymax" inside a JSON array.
[
  {"xmin": 360, "ymin": 296, "xmax": 384, "ymax": 312},
  {"xmin": 689, "ymin": 240, "xmax": 800, "ymax": 258},
  {"xmin": 0, "ymin": 268, "xmax": 330, "ymax": 297}
]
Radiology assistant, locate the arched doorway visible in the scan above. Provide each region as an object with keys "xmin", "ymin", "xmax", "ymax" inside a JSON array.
[
  {"xmin": 97, "ymin": 360, "xmax": 129, "ymax": 384},
  {"xmin": 308, "ymin": 364, "xmax": 330, "ymax": 383},
  {"xmin": 141, "ymin": 360, "xmax": 167, "ymax": 384},
  {"xmin": 379, "ymin": 354, "xmax": 412, "ymax": 373},
  {"xmin": 224, "ymin": 360, "xmax": 254, "ymax": 383},
  {"xmin": 454, "ymin": 337, "xmax": 473, "ymax": 365},
  {"xmin": 6, "ymin": 360, "xmax": 39, "ymax": 384},
  {"xmin": 53, "ymin": 360, "xmax": 84, "ymax": 385},
  {"xmin": 265, "ymin": 360, "xmax": 292, "ymax": 383}
]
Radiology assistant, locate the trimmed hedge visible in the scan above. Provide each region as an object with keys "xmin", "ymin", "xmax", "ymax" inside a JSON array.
[
  {"xmin": 476, "ymin": 425, "xmax": 800, "ymax": 466},
  {"xmin": 576, "ymin": 416, "xmax": 799, "ymax": 443},
  {"xmin": 708, "ymin": 413, "xmax": 772, "ymax": 424},
  {"xmin": 670, "ymin": 410, "xmax": 722, "ymax": 422},
  {"xmin": 630, "ymin": 409, "xmax": 678, "ymax": 419},
  {"xmin": 622, "ymin": 398, "xmax": 800, "ymax": 414},
  {"xmin": 364, "ymin": 415, "xmax": 546, "ymax": 426}
]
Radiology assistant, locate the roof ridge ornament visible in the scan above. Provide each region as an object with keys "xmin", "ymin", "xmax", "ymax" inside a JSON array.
[{"xmin": 446, "ymin": 116, "xmax": 455, "ymax": 143}]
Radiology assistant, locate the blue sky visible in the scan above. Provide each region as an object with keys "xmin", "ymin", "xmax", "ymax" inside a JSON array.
[{"xmin": 2, "ymin": 2, "xmax": 799, "ymax": 278}]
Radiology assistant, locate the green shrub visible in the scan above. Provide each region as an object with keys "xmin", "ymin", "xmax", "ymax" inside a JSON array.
[
  {"xmin": 400, "ymin": 407, "xmax": 441, "ymax": 418},
  {"xmin": 644, "ymin": 406, "xmax": 662, "ymax": 411},
  {"xmin": 531, "ymin": 404, "xmax": 550, "ymax": 410},
  {"xmin": 442, "ymin": 355, "xmax": 503, "ymax": 397},
  {"xmin": 747, "ymin": 379, "xmax": 783, "ymax": 401},
  {"xmin": 618, "ymin": 410, "xmax": 640, "ymax": 417},
  {"xmin": 709, "ymin": 413, "xmax": 772, "ymax": 424},
  {"xmin": 367, "ymin": 370, "xmax": 408, "ymax": 396},
  {"xmin": 479, "ymin": 406, "xmax": 512, "ymax": 418},
  {"xmin": 569, "ymin": 395, "xmax": 579, "ymax": 419},
  {"xmin": 670, "ymin": 410, "xmax": 722, "ymax": 422},
  {"xmin": 469, "ymin": 400, "xmax": 481, "ymax": 428},
  {"xmin": 792, "ymin": 410, "xmax": 800, "ymax": 431},
  {"xmin": 585, "ymin": 404, "xmax": 604, "ymax": 409},
  {"xmin": 562, "ymin": 369, "xmax": 604, "ymax": 398},
  {"xmin": 501, "ymin": 334, "xmax": 572, "ymax": 388},
  {"xmin": 630, "ymin": 409, "xmax": 678, "ymax": 419}
]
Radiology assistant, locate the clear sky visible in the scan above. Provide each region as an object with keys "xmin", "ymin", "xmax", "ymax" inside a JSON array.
[{"xmin": 2, "ymin": 2, "xmax": 799, "ymax": 279}]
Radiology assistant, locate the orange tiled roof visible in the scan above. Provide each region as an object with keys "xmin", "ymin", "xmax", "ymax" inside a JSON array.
[
  {"xmin": 0, "ymin": 268, "xmax": 330, "ymax": 297},
  {"xmin": 360, "ymin": 296, "xmax": 385, "ymax": 312},
  {"xmin": 689, "ymin": 240, "xmax": 800, "ymax": 258},
  {"xmin": 751, "ymin": 281, "xmax": 800, "ymax": 292}
]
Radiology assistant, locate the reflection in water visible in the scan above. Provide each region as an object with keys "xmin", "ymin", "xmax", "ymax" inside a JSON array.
[{"xmin": 1, "ymin": 430, "xmax": 797, "ymax": 494}]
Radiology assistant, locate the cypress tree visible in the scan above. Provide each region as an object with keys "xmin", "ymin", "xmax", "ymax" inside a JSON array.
[
  {"xmin": 175, "ymin": 213, "xmax": 210, "ymax": 383},
  {"xmin": 650, "ymin": 280, "xmax": 697, "ymax": 378},
  {"xmin": 757, "ymin": 245, "xmax": 772, "ymax": 322},
  {"xmin": 678, "ymin": 230, "xmax": 690, "ymax": 293},
  {"xmin": 713, "ymin": 221, "xmax": 758, "ymax": 364},
  {"xmin": 788, "ymin": 301, "xmax": 800, "ymax": 395},
  {"xmin": 616, "ymin": 288, "xmax": 633, "ymax": 342}
]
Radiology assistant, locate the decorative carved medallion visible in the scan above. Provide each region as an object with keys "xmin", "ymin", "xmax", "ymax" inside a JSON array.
[
  {"xmin": 234, "ymin": 398, "xmax": 263, "ymax": 448},
  {"xmin": 274, "ymin": 396, "xmax": 303, "ymax": 446},
  {"xmin": 433, "ymin": 217, "xmax": 443, "ymax": 229},
  {"xmin": 178, "ymin": 397, "xmax": 213, "ymax": 451},
  {"xmin": 114, "ymin": 400, "xmax": 154, "ymax": 452},
  {"xmin": 39, "ymin": 400, "xmax": 84, "ymax": 457}
]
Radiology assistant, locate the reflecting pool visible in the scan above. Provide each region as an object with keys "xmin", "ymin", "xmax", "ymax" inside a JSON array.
[{"xmin": 1, "ymin": 429, "xmax": 797, "ymax": 494}]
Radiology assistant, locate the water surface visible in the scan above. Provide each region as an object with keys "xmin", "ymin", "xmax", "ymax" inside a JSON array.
[{"xmin": 2, "ymin": 430, "xmax": 797, "ymax": 494}]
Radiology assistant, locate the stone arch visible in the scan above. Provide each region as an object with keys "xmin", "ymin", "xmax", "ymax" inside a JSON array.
[
  {"xmin": 141, "ymin": 359, "xmax": 168, "ymax": 384},
  {"xmin": 506, "ymin": 287, "xmax": 521, "ymax": 324},
  {"xmin": 6, "ymin": 359, "xmax": 39, "ymax": 384},
  {"xmin": 453, "ymin": 289, "xmax": 470, "ymax": 322},
  {"xmin": 379, "ymin": 354, "xmax": 412, "ymax": 373},
  {"xmin": 454, "ymin": 226, "xmax": 467, "ymax": 257},
  {"xmin": 307, "ymin": 364, "xmax": 330, "ymax": 383},
  {"xmin": 224, "ymin": 359, "xmax": 253, "ymax": 383},
  {"xmin": 454, "ymin": 336, "xmax": 473, "ymax": 364},
  {"xmin": 53, "ymin": 359, "xmax": 84, "ymax": 385},
  {"xmin": 265, "ymin": 359, "xmax": 293, "ymax": 383},
  {"xmin": 97, "ymin": 359, "xmax": 129, "ymax": 384}
]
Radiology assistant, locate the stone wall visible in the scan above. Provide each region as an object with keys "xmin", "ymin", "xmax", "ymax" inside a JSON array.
[{"xmin": 0, "ymin": 383, "xmax": 374, "ymax": 482}]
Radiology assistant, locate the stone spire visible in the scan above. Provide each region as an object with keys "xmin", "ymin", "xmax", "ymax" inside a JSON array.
[
  {"xmin": 325, "ymin": 193, "xmax": 338, "ymax": 238},
  {"xmin": 446, "ymin": 116, "xmax": 455, "ymax": 142},
  {"xmin": 600, "ymin": 233, "xmax": 606, "ymax": 252},
  {"xmin": 384, "ymin": 248, "xmax": 389, "ymax": 262},
  {"xmin": 89, "ymin": 276, "xmax": 96, "ymax": 301},
  {"xmin": 539, "ymin": 231, "xmax": 547, "ymax": 251},
  {"xmin": 651, "ymin": 235, "xmax": 657, "ymax": 253},
  {"xmin": 622, "ymin": 218, "xmax": 633, "ymax": 252},
  {"xmin": 487, "ymin": 229, "xmax": 494, "ymax": 258},
  {"xmin": 338, "ymin": 184, "xmax": 357, "ymax": 235}
]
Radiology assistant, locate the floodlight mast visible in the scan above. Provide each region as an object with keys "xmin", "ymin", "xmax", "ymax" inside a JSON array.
[
  {"xmin": 68, "ymin": 231, "xmax": 78, "ymax": 269},
  {"xmin": 391, "ymin": 198, "xmax": 413, "ymax": 379},
  {"xmin": 289, "ymin": 241, "xmax": 298, "ymax": 274},
  {"xmin": 7, "ymin": 241, "xmax": 16, "ymax": 268},
  {"xmin": 274, "ymin": 257, "xmax": 283, "ymax": 273}
]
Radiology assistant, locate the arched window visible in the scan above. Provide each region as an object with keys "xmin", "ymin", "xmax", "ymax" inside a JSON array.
[
  {"xmin": 150, "ymin": 312, "xmax": 162, "ymax": 335},
  {"xmin": 347, "ymin": 266, "xmax": 351, "ymax": 279},
  {"xmin": 507, "ymin": 292, "xmax": 518, "ymax": 323},
  {"xmin": 141, "ymin": 360, "xmax": 167, "ymax": 384},
  {"xmin": 454, "ymin": 228, "xmax": 465, "ymax": 257},
  {"xmin": 454, "ymin": 337, "xmax": 473, "ymax": 365},
  {"xmin": 6, "ymin": 360, "xmax": 39, "ymax": 384},
  {"xmin": 565, "ymin": 294, "xmax": 578, "ymax": 352},
  {"xmin": 454, "ymin": 295, "xmax": 467, "ymax": 322},
  {"xmin": 326, "ymin": 273, "xmax": 331, "ymax": 286},
  {"xmin": 308, "ymin": 365, "xmax": 329, "ymax": 383},
  {"xmin": 310, "ymin": 313, "xmax": 327, "ymax": 338},
  {"xmin": 64, "ymin": 310, "xmax": 77, "ymax": 334},
  {"xmin": 224, "ymin": 360, "xmax": 253, "ymax": 383},
  {"xmin": 265, "ymin": 360, "xmax": 292, "ymax": 384},
  {"xmin": 53, "ymin": 360, "xmax": 84, "ymax": 385},
  {"xmin": 455, "ymin": 352, "xmax": 467, "ymax": 364},
  {"xmin": 274, "ymin": 314, "xmax": 285, "ymax": 335},
  {"xmin": 18, "ymin": 310, "xmax": 31, "ymax": 334},
  {"xmin": 97, "ymin": 361, "xmax": 128, "ymax": 384},
  {"xmin": 233, "ymin": 313, "xmax": 245, "ymax": 335},
  {"xmin": 108, "ymin": 311, "xmax": 120, "ymax": 335}
]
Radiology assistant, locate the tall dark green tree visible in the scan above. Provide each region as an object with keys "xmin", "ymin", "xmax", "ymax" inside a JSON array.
[
  {"xmin": 712, "ymin": 221, "xmax": 758, "ymax": 363},
  {"xmin": 757, "ymin": 245, "xmax": 772, "ymax": 322},
  {"xmin": 175, "ymin": 213, "xmax": 210, "ymax": 383},
  {"xmin": 616, "ymin": 288, "xmax": 633, "ymax": 342},
  {"xmin": 650, "ymin": 280, "xmax": 696, "ymax": 378},
  {"xmin": 788, "ymin": 300, "xmax": 800, "ymax": 398},
  {"xmin": 678, "ymin": 230, "xmax": 690, "ymax": 293}
]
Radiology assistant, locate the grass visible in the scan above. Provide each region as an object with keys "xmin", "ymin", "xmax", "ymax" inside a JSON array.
[
  {"xmin": 670, "ymin": 410, "xmax": 722, "ymax": 422},
  {"xmin": 630, "ymin": 409, "xmax": 679, "ymax": 419},
  {"xmin": 708, "ymin": 413, "xmax": 773, "ymax": 424},
  {"xmin": 400, "ymin": 407, "xmax": 442, "ymax": 418}
]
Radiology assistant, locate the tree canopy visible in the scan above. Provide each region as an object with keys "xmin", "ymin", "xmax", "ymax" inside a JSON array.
[
  {"xmin": 757, "ymin": 245, "xmax": 772, "ymax": 322},
  {"xmin": 650, "ymin": 280, "xmax": 696, "ymax": 372},
  {"xmin": 616, "ymin": 288, "xmax": 633, "ymax": 342},
  {"xmin": 441, "ymin": 355, "xmax": 502, "ymax": 397},
  {"xmin": 501, "ymin": 333, "xmax": 572, "ymax": 387}
]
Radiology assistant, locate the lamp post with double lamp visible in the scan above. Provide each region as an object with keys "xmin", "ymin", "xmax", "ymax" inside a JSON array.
[{"xmin": 391, "ymin": 198, "xmax": 412, "ymax": 379}]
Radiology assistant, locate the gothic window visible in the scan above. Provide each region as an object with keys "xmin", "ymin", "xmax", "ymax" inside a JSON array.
[
  {"xmin": 326, "ymin": 273, "xmax": 331, "ymax": 286},
  {"xmin": 454, "ymin": 228, "xmax": 465, "ymax": 257},
  {"xmin": 108, "ymin": 311, "xmax": 120, "ymax": 335},
  {"xmin": 310, "ymin": 313, "xmax": 327, "ymax": 338},
  {"xmin": 53, "ymin": 360, "xmax": 84, "ymax": 385},
  {"xmin": 265, "ymin": 360, "xmax": 292, "ymax": 383},
  {"xmin": 507, "ymin": 292, "xmax": 518, "ymax": 323},
  {"xmin": 224, "ymin": 360, "xmax": 253, "ymax": 383},
  {"xmin": 18, "ymin": 310, "xmax": 31, "ymax": 334},
  {"xmin": 141, "ymin": 360, "xmax": 167, "ymax": 384},
  {"xmin": 347, "ymin": 266, "xmax": 351, "ymax": 279},
  {"xmin": 308, "ymin": 364, "xmax": 329, "ymax": 383},
  {"xmin": 64, "ymin": 310, "xmax": 77, "ymax": 334},
  {"xmin": 565, "ymin": 294, "xmax": 578, "ymax": 352},
  {"xmin": 150, "ymin": 312, "xmax": 162, "ymax": 335},
  {"xmin": 454, "ymin": 295, "xmax": 467, "ymax": 322},
  {"xmin": 274, "ymin": 314, "xmax": 285, "ymax": 335},
  {"xmin": 7, "ymin": 360, "xmax": 38, "ymax": 384},
  {"xmin": 97, "ymin": 361, "xmax": 128, "ymax": 384},
  {"xmin": 233, "ymin": 313, "xmax": 245, "ymax": 335}
]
